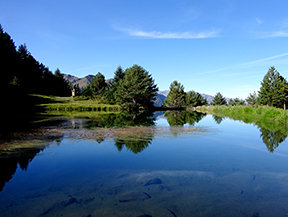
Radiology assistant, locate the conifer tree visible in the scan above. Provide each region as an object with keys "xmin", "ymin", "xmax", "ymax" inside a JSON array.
[
  {"xmin": 185, "ymin": 91, "xmax": 207, "ymax": 107},
  {"xmin": 114, "ymin": 65, "xmax": 125, "ymax": 83},
  {"xmin": 228, "ymin": 98, "xmax": 245, "ymax": 106},
  {"xmin": 246, "ymin": 91, "xmax": 258, "ymax": 105},
  {"xmin": 164, "ymin": 81, "xmax": 186, "ymax": 107},
  {"xmin": 210, "ymin": 92, "xmax": 227, "ymax": 105},
  {"xmin": 53, "ymin": 68, "xmax": 72, "ymax": 96},
  {"xmin": 114, "ymin": 64, "xmax": 158, "ymax": 111},
  {"xmin": 103, "ymin": 66, "xmax": 124, "ymax": 104},
  {"xmin": 83, "ymin": 72, "xmax": 107, "ymax": 98},
  {"xmin": 257, "ymin": 66, "xmax": 288, "ymax": 109},
  {"xmin": 0, "ymin": 24, "xmax": 17, "ymax": 90}
]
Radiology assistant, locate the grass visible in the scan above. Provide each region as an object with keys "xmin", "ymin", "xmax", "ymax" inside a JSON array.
[
  {"xmin": 33, "ymin": 95, "xmax": 120, "ymax": 111},
  {"xmin": 196, "ymin": 105, "xmax": 288, "ymax": 132}
]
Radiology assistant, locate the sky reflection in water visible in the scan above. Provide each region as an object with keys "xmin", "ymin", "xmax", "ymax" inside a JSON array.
[{"xmin": 1, "ymin": 111, "xmax": 288, "ymax": 217}]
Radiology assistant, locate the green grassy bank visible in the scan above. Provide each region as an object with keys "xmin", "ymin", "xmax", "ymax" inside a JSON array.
[
  {"xmin": 196, "ymin": 105, "xmax": 288, "ymax": 132},
  {"xmin": 35, "ymin": 95, "xmax": 120, "ymax": 111}
]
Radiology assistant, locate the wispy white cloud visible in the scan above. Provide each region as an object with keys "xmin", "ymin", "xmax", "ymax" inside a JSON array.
[
  {"xmin": 240, "ymin": 53, "xmax": 288, "ymax": 66},
  {"xmin": 257, "ymin": 20, "xmax": 288, "ymax": 38},
  {"xmin": 198, "ymin": 52, "xmax": 288, "ymax": 75},
  {"xmin": 261, "ymin": 30, "xmax": 288, "ymax": 38},
  {"xmin": 220, "ymin": 71, "xmax": 259, "ymax": 77},
  {"xmin": 256, "ymin": 18, "xmax": 262, "ymax": 24},
  {"xmin": 115, "ymin": 26, "xmax": 219, "ymax": 39}
]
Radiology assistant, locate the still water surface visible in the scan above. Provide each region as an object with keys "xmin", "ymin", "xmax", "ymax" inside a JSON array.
[{"xmin": 1, "ymin": 111, "xmax": 288, "ymax": 217}]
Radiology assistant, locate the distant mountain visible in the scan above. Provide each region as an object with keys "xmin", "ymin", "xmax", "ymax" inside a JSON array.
[
  {"xmin": 157, "ymin": 90, "xmax": 169, "ymax": 97},
  {"xmin": 63, "ymin": 74, "xmax": 95, "ymax": 89},
  {"xmin": 154, "ymin": 93, "xmax": 167, "ymax": 107},
  {"xmin": 200, "ymin": 93, "xmax": 214, "ymax": 104}
]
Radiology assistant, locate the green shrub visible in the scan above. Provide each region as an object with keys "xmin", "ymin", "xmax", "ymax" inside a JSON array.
[{"xmin": 244, "ymin": 107, "xmax": 253, "ymax": 114}]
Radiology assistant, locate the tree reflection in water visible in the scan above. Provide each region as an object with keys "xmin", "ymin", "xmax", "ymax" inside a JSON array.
[
  {"xmin": 0, "ymin": 135, "xmax": 64, "ymax": 192},
  {"xmin": 259, "ymin": 127, "xmax": 288, "ymax": 153},
  {"xmin": 112, "ymin": 111, "xmax": 155, "ymax": 153},
  {"xmin": 164, "ymin": 110, "xmax": 206, "ymax": 126},
  {"xmin": 209, "ymin": 112, "xmax": 288, "ymax": 153},
  {"xmin": 212, "ymin": 115, "xmax": 224, "ymax": 124},
  {"xmin": 114, "ymin": 136, "xmax": 153, "ymax": 154}
]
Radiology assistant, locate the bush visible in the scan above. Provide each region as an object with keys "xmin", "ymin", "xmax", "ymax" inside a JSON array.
[{"xmin": 244, "ymin": 107, "xmax": 254, "ymax": 114}]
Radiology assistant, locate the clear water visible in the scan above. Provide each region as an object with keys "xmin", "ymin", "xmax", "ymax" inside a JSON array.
[{"xmin": 1, "ymin": 111, "xmax": 288, "ymax": 217}]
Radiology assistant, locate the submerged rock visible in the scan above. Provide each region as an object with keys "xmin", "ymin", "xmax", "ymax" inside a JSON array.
[
  {"xmin": 144, "ymin": 178, "xmax": 162, "ymax": 186},
  {"xmin": 118, "ymin": 191, "xmax": 151, "ymax": 202}
]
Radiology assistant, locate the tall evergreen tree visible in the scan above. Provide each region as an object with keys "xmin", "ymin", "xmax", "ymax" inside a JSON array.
[
  {"xmin": 114, "ymin": 64, "xmax": 158, "ymax": 111},
  {"xmin": 210, "ymin": 92, "xmax": 227, "ymax": 105},
  {"xmin": 246, "ymin": 91, "xmax": 258, "ymax": 105},
  {"xmin": 228, "ymin": 98, "xmax": 245, "ymax": 106},
  {"xmin": 164, "ymin": 81, "xmax": 186, "ymax": 107},
  {"xmin": 0, "ymin": 24, "xmax": 17, "ymax": 90},
  {"xmin": 257, "ymin": 66, "xmax": 288, "ymax": 109},
  {"xmin": 114, "ymin": 65, "xmax": 125, "ymax": 83},
  {"xmin": 104, "ymin": 66, "xmax": 124, "ymax": 104},
  {"xmin": 53, "ymin": 68, "xmax": 72, "ymax": 96},
  {"xmin": 91, "ymin": 72, "xmax": 107, "ymax": 96},
  {"xmin": 185, "ymin": 91, "xmax": 207, "ymax": 107},
  {"xmin": 83, "ymin": 72, "xmax": 107, "ymax": 98}
]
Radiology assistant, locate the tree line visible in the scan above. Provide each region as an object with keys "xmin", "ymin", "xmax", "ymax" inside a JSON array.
[
  {"xmin": 80, "ymin": 65, "xmax": 158, "ymax": 111},
  {"xmin": 163, "ymin": 66, "xmax": 288, "ymax": 109},
  {"xmin": 1, "ymin": 25, "xmax": 71, "ymax": 98}
]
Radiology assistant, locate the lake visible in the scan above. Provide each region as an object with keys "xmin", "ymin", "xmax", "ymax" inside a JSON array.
[{"xmin": 1, "ymin": 111, "xmax": 288, "ymax": 217}]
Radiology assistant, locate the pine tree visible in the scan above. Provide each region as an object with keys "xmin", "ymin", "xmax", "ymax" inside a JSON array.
[
  {"xmin": 103, "ymin": 66, "xmax": 124, "ymax": 104},
  {"xmin": 83, "ymin": 72, "xmax": 107, "ymax": 98},
  {"xmin": 114, "ymin": 65, "xmax": 124, "ymax": 83},
  {"xmin": 257, "ymin": 66, "xmax": 288, "ymax": 109},
  {"xmin": 114, "ymin": 65, "xmax": 158, "ymax": 111},
  {"xmin": 53, "ymin": 68, "xmax": 72, "ymax": 96},
  {"xmin": 228, "ymin": 98, "xmax": 245, "ymax": 106},
  {"xmin": 164, "ymin": 81, "xmax": 186, "ymax": 107},
  {"xmin": 185, "ymin": 91, "xmax": 207, "ymax": 107},
  {"xmin": 211, "ymin": 92, "xmax": 227, "ymax": 105},
  {"xmin": 0, "ymin": 24, "xmax": 17, "ymax": 90},
  {"xmin": 90, "ymin": 72, "xmax": 107, "ymax": 96},
  {"xmin": 246, "ymin": 91, "xmax": 258, "ymax": 106}
]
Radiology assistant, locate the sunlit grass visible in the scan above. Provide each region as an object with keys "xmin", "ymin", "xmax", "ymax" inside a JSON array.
[
  {"xmin": 197, "ymin": 105, "xmax": 288, "ymax": 132},
  {"xmin": 32, "ymin": 94, "xmax": 120, "ymax": 111}
]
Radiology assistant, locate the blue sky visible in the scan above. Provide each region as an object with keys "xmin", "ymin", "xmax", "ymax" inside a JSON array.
[{"xmin": 1, "ymin": 0, "xmax": 288, "ymax": 98}]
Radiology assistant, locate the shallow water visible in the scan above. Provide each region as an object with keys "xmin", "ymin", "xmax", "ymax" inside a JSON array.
[{"xmin": 1, "ymin": 111, "xmax": 288, "ymax": 217}]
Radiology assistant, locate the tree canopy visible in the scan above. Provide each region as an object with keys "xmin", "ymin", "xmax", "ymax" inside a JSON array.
[
  {"xmin": 210, "ymin": 92, "xmax": 227, "ymax": 106},
  {"xmin": 114, "ymin": 64, "xmax": 158, "ymax": 111},
  {"xmin": 228, "ymin": 98, "xmax": 245, "ymax": 106},
  {"xmin": 164, "ymin": 81, "xmax": 186, "ymax": 107},
  {"xmin": 82, "ymin": 72, "xmax": 107, "ymax": 98},
  {"xmin": 1, "ymin": 25, "xmax": 72, "ymax": 97},
  {"xmin": 185, "ymin": 91, "xmax": 207, "ymax": 107},
  {"xmin": 257, "ymin": 66, "xmax": 288, "ymax": 109},
  {"xmin": 246, "ymin": 91, "xmax": 258, "ymax": 106}
]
